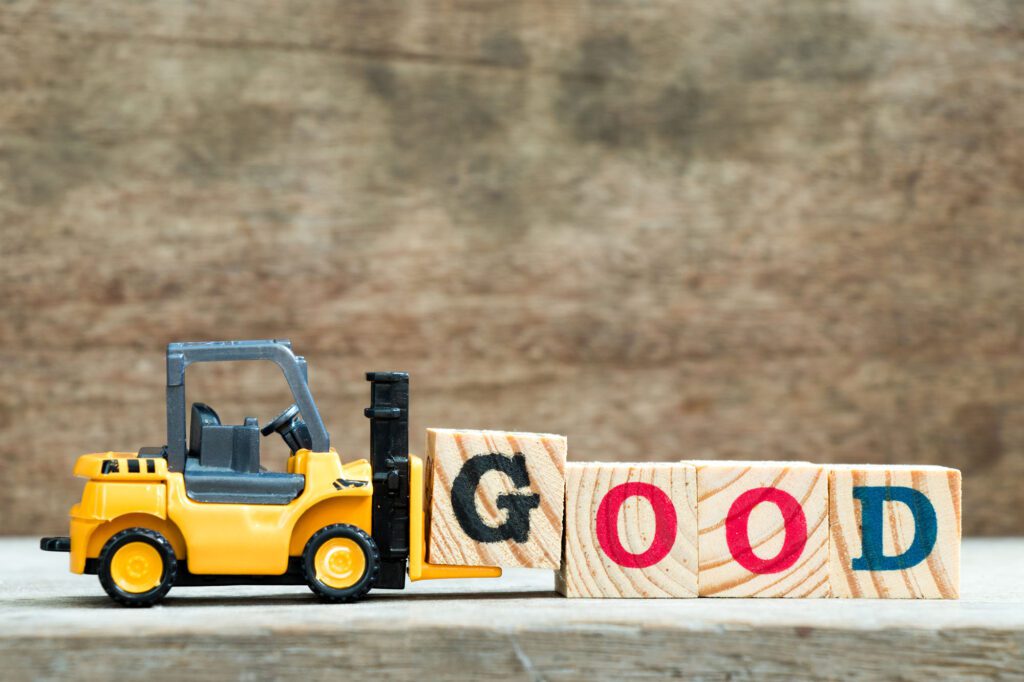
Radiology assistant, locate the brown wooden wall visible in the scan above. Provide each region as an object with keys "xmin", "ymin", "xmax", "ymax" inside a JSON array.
[{"xmin": 1, "ymin": 1, "xmax": 1022, "ymax": 535}]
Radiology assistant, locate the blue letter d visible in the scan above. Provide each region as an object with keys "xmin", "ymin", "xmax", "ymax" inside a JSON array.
[{"xmin": 851, "ymin": 486, "xmax": 937, "ymax": 571}]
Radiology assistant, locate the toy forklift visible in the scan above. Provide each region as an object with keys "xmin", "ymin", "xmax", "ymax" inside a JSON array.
[{"xmin": 40, "ymin": 340, "xmax": 499, "ymax": 606}]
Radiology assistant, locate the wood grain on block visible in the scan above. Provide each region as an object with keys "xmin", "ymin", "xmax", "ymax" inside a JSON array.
[
  {"xmin": 557, "ymin": 462, "xmax": 697, "ymax": 598},
  {"xmin": 829, "ymin": 465, "xmax": 961, "ymax": 599},
  {"xmin": 426, "ymin": 428, "xmax": 566, "ymax": 568},
  {"xmin": 696, "ymin": 461, "xmax": 829, "ymax": 598}
]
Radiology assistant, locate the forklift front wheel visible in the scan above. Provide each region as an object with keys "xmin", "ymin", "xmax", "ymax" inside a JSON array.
[
  {"xmin": 98, "ymin": 528, "xmax": 178, "ymax": 607},
  {"xmin": 302, "ymin": 524, "xmax": 380, "ymax": 603}
]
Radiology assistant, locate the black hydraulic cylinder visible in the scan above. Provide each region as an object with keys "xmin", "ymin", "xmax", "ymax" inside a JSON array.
[{"xmin": 364, "ymin": 371, "xmax": 410, "ymax": 589}]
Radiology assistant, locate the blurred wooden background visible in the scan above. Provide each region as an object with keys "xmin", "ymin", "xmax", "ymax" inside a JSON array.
[{"xmin": 1, "ymin": 1, "xmax": 1022, "ymax": 535}]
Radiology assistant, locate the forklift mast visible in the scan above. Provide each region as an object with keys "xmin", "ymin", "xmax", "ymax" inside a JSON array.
[{"xmin": 365, "ymin": 371, "xmax": 411, "ymax": 589}]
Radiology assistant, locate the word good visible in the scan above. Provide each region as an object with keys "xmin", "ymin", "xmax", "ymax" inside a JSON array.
[{"xmin": 425, "ymin": 430, "xmax": 961, "ymax": 599}]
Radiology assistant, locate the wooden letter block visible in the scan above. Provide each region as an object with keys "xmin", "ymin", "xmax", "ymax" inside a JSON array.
[
  {"xmin": 696, "ymin": 461, "xmax": 829, "ymax": 597},
  {"xmin": 426, "ymin": 428, "xmax": 566, "ymax": 568},
  {"xmin": 557, "ymin": 462, "xmax": 697, "ymax": 598},
  {"xmin": 829, "ymin": 465, "xmax": 961, "ymax": 599}
]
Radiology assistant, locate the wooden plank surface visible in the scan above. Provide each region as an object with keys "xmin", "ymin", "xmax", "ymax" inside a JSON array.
[
  {"xmin": 1, "ymin": 0, "xmax": 1023, "ymax": 538},
  {"xmin": 2, "ymin": 537, "xmax": 1023, "ymax": 680}
]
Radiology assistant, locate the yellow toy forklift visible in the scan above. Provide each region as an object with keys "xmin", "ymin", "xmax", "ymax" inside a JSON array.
[{"xmin": 40, "ymin": 340, "xmax": 499, "ymax": 606}]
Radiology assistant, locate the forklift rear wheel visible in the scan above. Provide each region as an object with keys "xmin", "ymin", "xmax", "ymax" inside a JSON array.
[
  {"xmin": 302, "ymin": 524, "xmax": 380, "ymax": 603},
  {"xmin": 98, "ymin": 528, "xmax": 178, "ymax": 607}
]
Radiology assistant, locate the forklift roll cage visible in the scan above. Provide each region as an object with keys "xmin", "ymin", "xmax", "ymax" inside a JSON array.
[{"xmin": 164, "ymin": 339, "xmax": 330, "ymax": 472}]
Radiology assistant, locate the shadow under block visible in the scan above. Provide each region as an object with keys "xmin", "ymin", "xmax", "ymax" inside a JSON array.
[
  {"xmin": 696, "ymin": 461, "xmax": 829, "ymax": 598},
  {"xmin": 557, "ymin": 462, "xmax": 697, "ymax": 598},
  {"xmin": 829, "ymin": 465, "xmax": 961, "ymax": 599},
  {"xmin": 426, "ymin": 428, "xmax": 567, "ymax": 568}
]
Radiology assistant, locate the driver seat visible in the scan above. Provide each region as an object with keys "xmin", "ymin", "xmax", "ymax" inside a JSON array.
[
  {"xmin": 184, "ymin": 402, "xmax": 305, "ymax": 505},
  {"xmin": 189, "ymin": 403, "xmax": 259, "ymax": 473}
]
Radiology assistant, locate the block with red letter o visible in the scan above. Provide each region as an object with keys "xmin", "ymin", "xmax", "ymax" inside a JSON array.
[
  {"xmin": 695, "ymin": 461, "xmax": 829, "ymax": 597},
  {"xmin": 557, "ymin": 462, "xmax": 697, "ymax": 598}
]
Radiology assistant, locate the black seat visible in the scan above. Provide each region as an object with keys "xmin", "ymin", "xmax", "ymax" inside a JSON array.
[
  {"xmin": 188, "ymin": 403, "xmax": 260, "ymax": 473},
  {"xmin": 184, "ymin": 402, "xmax": 305, "ymax": 505},
  {"xmin": 189, "ymin": 403, "xmax": 222, "ymax": 458}
]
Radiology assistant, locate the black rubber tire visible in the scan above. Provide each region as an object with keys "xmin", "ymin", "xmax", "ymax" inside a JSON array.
[
  {"xmin": 302, "ymin": 524, "xmax": 380, "ymax": 603},
  {"xmin": 98, "ymin": 528, "xmax": 177, "ymax": 607}
]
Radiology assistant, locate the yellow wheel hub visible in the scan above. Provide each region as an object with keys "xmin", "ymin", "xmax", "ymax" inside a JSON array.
[
  {"xmin": 314, "ymin": 538, "xmax": 366, "ymax": 590},
  {"xmin": 110, "ymin": 542, "xmax": 163, "ymax": 593}
]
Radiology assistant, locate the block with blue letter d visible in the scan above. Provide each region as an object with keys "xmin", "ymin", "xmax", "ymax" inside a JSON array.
[{"xmin": 829, "ymin": 465, "xmax": 961, "ymax": 599}]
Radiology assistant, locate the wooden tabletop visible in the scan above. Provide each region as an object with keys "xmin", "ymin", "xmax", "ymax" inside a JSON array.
[{"xmin": 2, "ymin": 538, "xmax": 1021, "ymax": 680}]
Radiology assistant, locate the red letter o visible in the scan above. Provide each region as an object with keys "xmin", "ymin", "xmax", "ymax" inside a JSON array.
[
  {"xmin": 725, "ymin": 487, "xmax": 807, "ymax": 574},
  {"xmin": 595, "ymin": 482, "xmax": 677, "ymax": 568}
]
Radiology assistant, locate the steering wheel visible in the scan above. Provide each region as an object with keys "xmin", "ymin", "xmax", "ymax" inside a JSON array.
[
  {"xmin": 261, "ymin": 404, "xmax": 300, "ymax": 437},
  {"xmin": 260, "ymin": 403, "xmax": 314, "ymax": 453}
]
